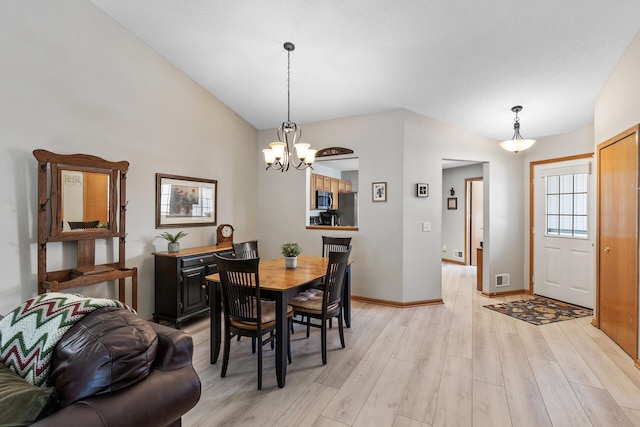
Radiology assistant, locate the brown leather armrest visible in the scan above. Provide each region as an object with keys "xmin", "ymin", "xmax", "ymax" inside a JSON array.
[{"xmin": 149, "ymin": 322, "xmax": 194, "ymax": 371}]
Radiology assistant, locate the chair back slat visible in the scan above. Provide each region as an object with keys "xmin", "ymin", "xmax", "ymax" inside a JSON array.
[
  {"xmin": 323, "ymin": 247, "xmax": 351, "ymax": 308},
  {"xmin": 233, "ymin": 240, "xmax": 259, "ymax": 259},
  {"xmin": 214, "ymin": 255, "xmax": 261, "ymax": 324},
  {"xmin": 321, "ymin": 236, "xmax": 352, "ymax": 257}
]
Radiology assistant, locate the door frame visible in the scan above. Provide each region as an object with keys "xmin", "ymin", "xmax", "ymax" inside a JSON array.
[
  {"xmin": 528, "ymin": 153, "xmax": 594, "ymax": 294},
  {"xmin": 465, "ymin": 177, "xmax": 483, "ymax": 266},
  {"xmin": 595, "ymin": 126, "xmax": 639, "ymax": 361}
]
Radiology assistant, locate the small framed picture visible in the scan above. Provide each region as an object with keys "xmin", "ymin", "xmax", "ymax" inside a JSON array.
[
  {"xmin": 447, "ymin": 197, "xmax": 457, "ymax": 210},
  {"xmin": 416, "ymin": 183, "xmax": 429, "ymax": 198},
  {"xmin": 372, "ymin": 182, "xmax": 387, "ymax": 202}
]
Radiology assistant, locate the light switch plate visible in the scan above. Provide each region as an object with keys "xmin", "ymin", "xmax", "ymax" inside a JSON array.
[{"xmin": 422, "ymin": 222, "xmax": 431, "ymax": 232}]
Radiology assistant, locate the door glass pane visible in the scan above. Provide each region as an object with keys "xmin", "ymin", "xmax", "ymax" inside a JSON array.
[
  {"xmin": 545, "ymin": 172, "xmax": 589, "ymax": 239},
  {"xmin": 547, "ymin": 176, "xmax": 559, "ymax": 193}
]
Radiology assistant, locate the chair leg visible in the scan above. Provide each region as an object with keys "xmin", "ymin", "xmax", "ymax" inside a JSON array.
[
  {"xmin": 338, "ymin": 312, "xmax": 345, "ymax": 348},
  {"xmin": 257, "ymin": 336, "xmax": 263, "ymax": 390},
  {"xmin": 270, "ymin": 330, "xmax": 275, "ymax": 350},
  {"xmin": 321, "ymin": 317, "xmax": 327, "ymax": 365},
  {"xmin": 252, "ymin": 337, "xmax": 257, "ymax": 354},
  {"xmin": 221, "ymin": 333, "xmax": 231, "ymax": 378},
  {"xmin": 306, "ymin": 315, "xmax": 311, "ymax": 338}
]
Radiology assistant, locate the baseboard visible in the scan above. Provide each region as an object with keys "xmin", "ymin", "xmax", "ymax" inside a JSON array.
[
  {"xmin": 635, "ymin": 359, "xmax": 640, "ymax": 371},
  {"xmin": 351, "ymin": 295, "xmax": 444, "ymax": 308},
  {"xmin": 591, "ymin": 318, "xmax": 598, "ymax": 328},
  {"xmin": 480, "ymin": 289, "xmax": 528, "ymax": 298},
  {"xmin": 442, "ymin": 258, "xmax": 465, "ymax": 266}
]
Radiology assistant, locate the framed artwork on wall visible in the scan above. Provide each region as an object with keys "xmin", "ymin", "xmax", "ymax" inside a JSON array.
[
  {"xmin": 372, "ymin": 182, "xmax": 387, "ymax": 202},
  {"xmin": 156, "ymin": 173, "xmax": 217, "ymax": 228},
  {"xmin": 447, "ymin": 197, "xmax": 457, "ymax": 210},
  {"xmin": 416, "ymin": 183, "xmax": 429, "ymax": 198}
]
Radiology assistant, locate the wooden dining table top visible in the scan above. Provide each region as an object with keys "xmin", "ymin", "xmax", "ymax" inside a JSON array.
[{"xmin": 205, "ymin": 255, "xmax": 350, "ymax": 291}]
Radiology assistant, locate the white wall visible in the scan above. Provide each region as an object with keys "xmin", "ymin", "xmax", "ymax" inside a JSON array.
[
  {"xmin": 442, "ymin": 164, "xmax": 484, "ymax": 264},
  {"xmin": 0, "ymin": 0, "xmax": 258, "ymax": 318},
  {"xmin": 258, "ymin": 109, "xmax": 527, "ymax": 304}
]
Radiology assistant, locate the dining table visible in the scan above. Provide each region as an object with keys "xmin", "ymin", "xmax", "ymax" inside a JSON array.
[{"xmin": 205, "ymin": 255, "xmax": 352, "ymax": 388}]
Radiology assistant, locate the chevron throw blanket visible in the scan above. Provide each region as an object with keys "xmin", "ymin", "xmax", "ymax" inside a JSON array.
[{"xmin": 0, "ymin": 293, "xmax": 134, "ymax": 386}]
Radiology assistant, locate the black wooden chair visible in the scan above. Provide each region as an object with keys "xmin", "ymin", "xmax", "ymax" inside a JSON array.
[
  {"xmin": 233, "ymin": 240, "xmax": 259, "ymax": 259},
  {"xmin": 214, "ymin": 254, "xmax": 292, "ymax": 389},
  {"xmin": 288, "ymin": 247, "xmax": 351, "ymax": 365}
]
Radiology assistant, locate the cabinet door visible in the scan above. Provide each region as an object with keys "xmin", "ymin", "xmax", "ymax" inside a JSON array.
[
  {"xmin": 330, "ymin": 178, "xmax": 339, "ymax": 209},
  {"xmin": 346, "ymin": 181, "xmax": 351, "ymax": 192},
  {"xmin": 181, "ymin": 266, "xmax": 208, "ymax": 314},
  {"xmin": 323, "ymin": 176, "xmax": 331, "ymax": 191},
  {"xmin": 310, "ymin": 173, "xmax": 317, "ymax": 209},
  {"xmin": 339, "ymin": 179, "xmax": 346, "ymax": 194}
]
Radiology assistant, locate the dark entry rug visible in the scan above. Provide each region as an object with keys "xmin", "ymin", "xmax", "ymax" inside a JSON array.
[{"xmin": 483, "ymin": 297, "xmax": 593, "ymax": 326}]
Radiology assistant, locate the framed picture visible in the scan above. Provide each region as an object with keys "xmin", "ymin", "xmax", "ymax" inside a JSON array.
[
  {"xmin": 416, "ymin": 183, "xmax": 429, "ymax": 198},
  {"xmin": 156, "ymin": 173, "xmax": 217, "ymax": 228},
  {"xmin": 447, "ymin": 197, "xmax": 457, "ymax": 210},
  {"xmin": 372, "ymin": 182, "xmax": 387, "ymax": 202}
]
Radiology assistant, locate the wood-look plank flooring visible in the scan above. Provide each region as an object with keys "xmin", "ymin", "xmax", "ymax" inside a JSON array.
[{"xmin": 181, "ymin": 263, "xmax": 640, "ymax": 426}]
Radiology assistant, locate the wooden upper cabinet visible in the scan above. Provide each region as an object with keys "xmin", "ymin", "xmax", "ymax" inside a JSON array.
[
  {"xmin": 330, "ymin": 178, "xmax": 339, "ymax": 209},
  {"xmin": 345, "ymin": 181, "xmax": 351, "ymax": 192},
  {"xmin": 323, "ymin": 176, "xmax": 331, "ymax": 191},
  {"xmin": 310, "ymin": 173, "xmax": 317, "ymax": 209},
  {"xmin": 338, "ymin": 179, "xmax": 346, "ymax": 193}
]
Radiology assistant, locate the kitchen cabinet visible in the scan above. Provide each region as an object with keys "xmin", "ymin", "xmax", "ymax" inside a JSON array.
[
  {"xmin": 309, "ymin": 172, "xmax": 352, "ymax": 209},
  {"xmin": 153, "ymin": 244, "xmax": 233, "ymax": 328},
  {"xmin": 330, "ymin": 178, "xmax": 339, "ymax": 209}
]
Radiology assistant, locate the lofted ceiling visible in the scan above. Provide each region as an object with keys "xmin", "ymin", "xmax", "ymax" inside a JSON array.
[{"xmin": 91, "ymin": 0, "xmax": 640, "ymax": 141}]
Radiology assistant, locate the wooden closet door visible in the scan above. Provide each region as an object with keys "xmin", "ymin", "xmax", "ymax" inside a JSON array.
[{"xmin": 597, "ymin": 125, "xmax": 639, "ymax": 358}]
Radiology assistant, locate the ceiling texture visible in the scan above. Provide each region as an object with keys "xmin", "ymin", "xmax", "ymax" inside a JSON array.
[{"xmin": 91, "ymin": 0, "xmax": 640, "ymax": 141}]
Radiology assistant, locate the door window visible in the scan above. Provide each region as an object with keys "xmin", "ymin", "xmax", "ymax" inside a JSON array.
[{"xmin": 545, "ymin": 173, "xmax": 588, "ymax": 238}]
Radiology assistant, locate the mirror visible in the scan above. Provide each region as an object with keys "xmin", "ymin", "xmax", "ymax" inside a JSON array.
[
  {"xmin": 33, "ymin": 149, "xmax": 127, "ymax": 241},
  {"xmin": 61, "ymin": 169, "xmax": 110, "ymax": 232}
]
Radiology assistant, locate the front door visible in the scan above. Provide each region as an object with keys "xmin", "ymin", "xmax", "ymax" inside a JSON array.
[
  {"xmin": 597, "ymin": 126, "xmax": 638, "ymax": 358},
  {"xmin": 533, "ymin": 158, "xmax": 595, "ymax": 308}
]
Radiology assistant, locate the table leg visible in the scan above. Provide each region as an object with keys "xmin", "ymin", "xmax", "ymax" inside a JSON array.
[
  {"xmin": 343, "ymin": 265, "xmax": 351, "ymax": 328},
  {"xmin": 210, "ymin": 286, "xmax": 222, "ymax": 364},
  {"xmin": 275, "ymin": 296, "xmax": 288, "ymax": 388}
]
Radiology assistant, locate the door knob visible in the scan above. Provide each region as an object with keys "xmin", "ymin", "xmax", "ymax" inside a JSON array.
[{"xmin": 604, "ymin": 246, "xmax": 610, "ymax": 253}]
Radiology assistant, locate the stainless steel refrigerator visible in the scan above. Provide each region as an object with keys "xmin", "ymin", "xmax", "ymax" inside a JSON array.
[{"xmin": 337, "ymin": 192, "xmax": 358, "ymax": 226}]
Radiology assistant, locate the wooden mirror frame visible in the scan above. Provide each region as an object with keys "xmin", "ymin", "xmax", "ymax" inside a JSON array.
[{"xmin": 34, "ymin": 149, "xmax": 128, "ymax": 241}]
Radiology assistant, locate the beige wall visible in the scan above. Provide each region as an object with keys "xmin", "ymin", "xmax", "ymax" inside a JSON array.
[{"xmin": 0, "ymin": 0, "xmax": 259, "ymax": 318}]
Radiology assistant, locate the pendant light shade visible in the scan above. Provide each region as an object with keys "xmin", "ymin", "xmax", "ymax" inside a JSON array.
[{"xmin": 499, "ymin": 106, "xmax": 536, "ymax": 153}]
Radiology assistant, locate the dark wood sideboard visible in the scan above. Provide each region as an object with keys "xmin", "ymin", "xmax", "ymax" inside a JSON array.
[{"xmin": 153, "ymin": 244, "xmax": 233, "ymax": 328}]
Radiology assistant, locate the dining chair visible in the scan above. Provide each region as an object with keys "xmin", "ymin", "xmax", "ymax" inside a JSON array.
[
  {"xmin": 233, "ymin": 240, "xmax": 259, "ymax": 259},
  {"xmin": 214, "ymin": 254, "xmax": 293, "ymax": 389},
  {"xmin": 288, "ymin": 247, "xmax": 351, "ymax": 365}
]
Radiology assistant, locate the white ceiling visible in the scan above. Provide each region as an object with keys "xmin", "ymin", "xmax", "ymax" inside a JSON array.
[{"xmin": 91, "ymin": 0, "xmax": 640, "ymax": 141}]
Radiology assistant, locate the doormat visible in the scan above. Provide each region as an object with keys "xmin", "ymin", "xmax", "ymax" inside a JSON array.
[{"xmin": 483, "ymin": 297, "xmax": 593, "ymax": 326}]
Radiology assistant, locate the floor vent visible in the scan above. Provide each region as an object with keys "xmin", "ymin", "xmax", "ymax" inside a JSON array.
[
  {"xmin": 452, "ymin": 250, "xmax": 464, "ymax": 260},
  {"xmin": 495, "ymin": 274, "xmax": 510, "ymax": 287}
]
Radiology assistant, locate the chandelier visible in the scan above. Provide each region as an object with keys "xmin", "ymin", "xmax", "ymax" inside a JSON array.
[
  {"xmin": 499, "ymin": 105, "xmax": 536, "ymax": 153},
  {"xmin": 262, "ymin": 42, "xmax": 316, "ymax": 171}
]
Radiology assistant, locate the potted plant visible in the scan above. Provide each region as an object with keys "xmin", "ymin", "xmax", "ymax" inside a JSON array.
[
  {"xmin": 158, "ymin": 231, "xmax": 188, "ymax": 253},
  {"xmin": 281, "ymin": 242, "xmax": 302, "ymax": 269}
]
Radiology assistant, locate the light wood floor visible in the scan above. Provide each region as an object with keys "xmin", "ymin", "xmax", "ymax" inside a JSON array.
[{"xmin": 181, "ymin": 263, "xmax": 640, "ymax": 426}]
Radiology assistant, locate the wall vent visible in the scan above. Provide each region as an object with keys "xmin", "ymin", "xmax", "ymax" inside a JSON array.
[
  {"xmin": 495, "ymin": 274, "xmax": 510, "ymax": 287},
  {"xmin": 452, "ymin": 250, "xmax": 464, "ymax": 259}
]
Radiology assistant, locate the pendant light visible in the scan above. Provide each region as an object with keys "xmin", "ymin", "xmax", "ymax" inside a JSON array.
[
  {"xmin": 499, "ymin": 105, "xmax": 536, "ymax": 153},
  {"xmin": 262, "ymin": 42, "xmax": 316, "ymax": 171}
]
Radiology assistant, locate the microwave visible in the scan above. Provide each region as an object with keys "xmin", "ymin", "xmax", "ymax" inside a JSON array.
[{"xmin": 316, "ymin": 190, "xmax": 333, "ymax": 210}]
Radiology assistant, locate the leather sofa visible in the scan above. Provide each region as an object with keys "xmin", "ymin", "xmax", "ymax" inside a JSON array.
[{"xmin": 1, "ymin": 307, "xmax": 201, "ymax": 427}]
